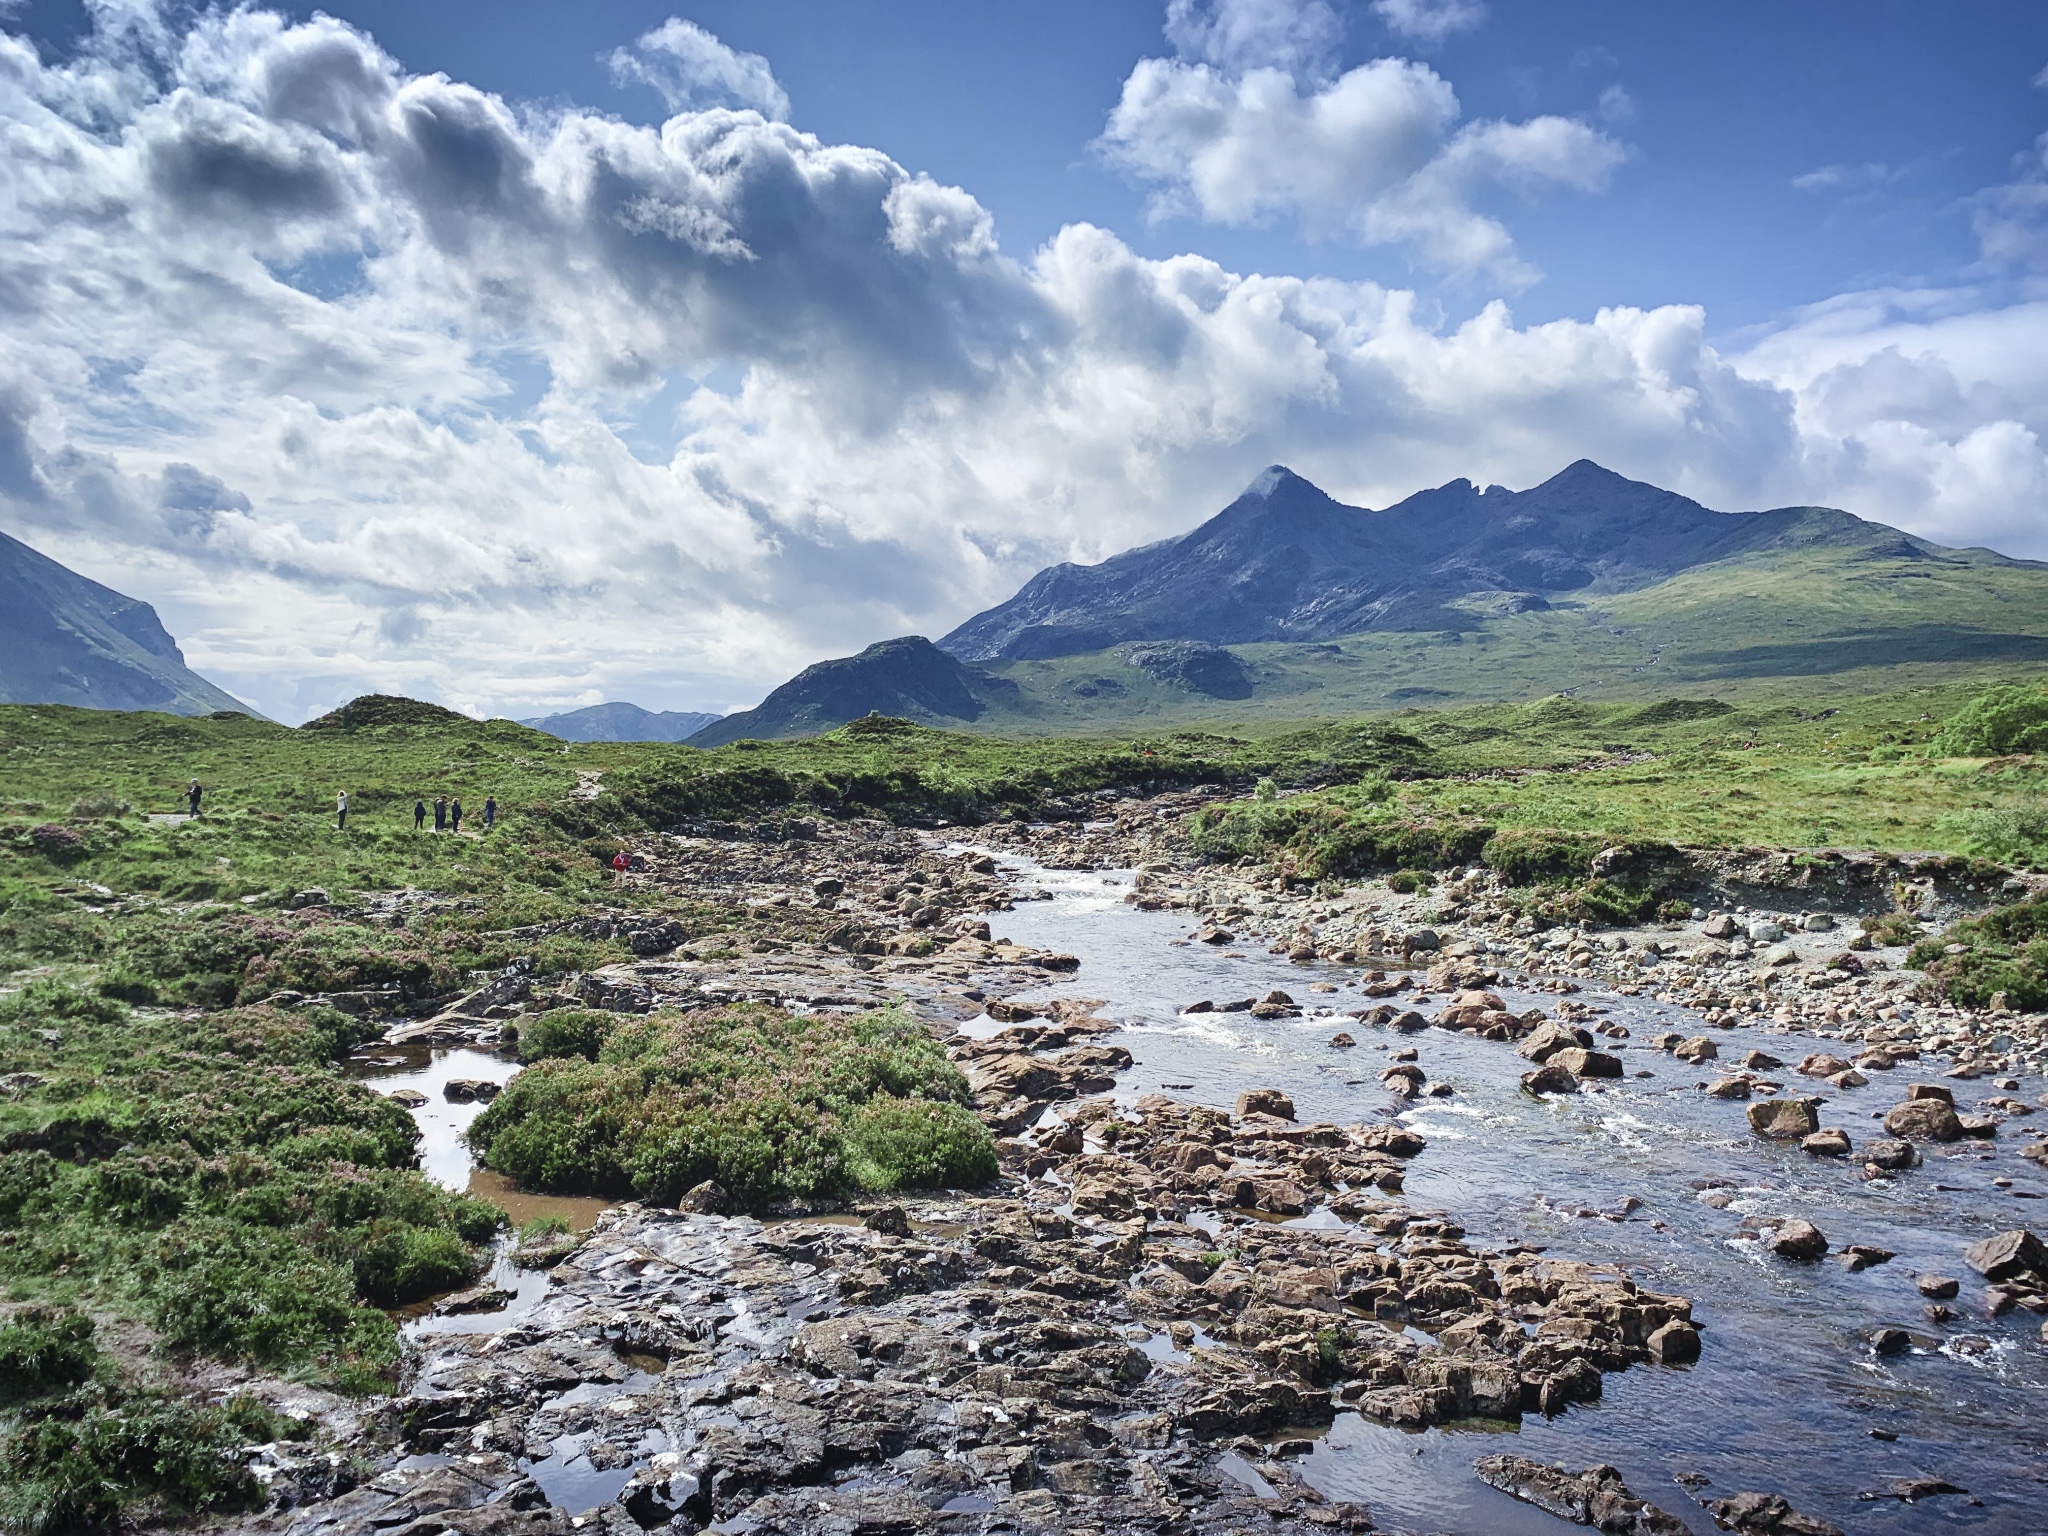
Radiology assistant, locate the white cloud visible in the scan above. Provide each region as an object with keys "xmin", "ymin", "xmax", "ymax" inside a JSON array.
[
  {"xmin": 1371, "ymin": 0, "xmax": 1486, "ymax": 45},
  {"xmin": 0, "ymin": 4, "xmax": 2043, "ymax": 725},
  {"xmin": 1098, "ymin": 3, "xmax": 1624, "ymax": 281},
  {"xmin": 1164, "ymin": 0, "xmax": 1341, "ymax": 75},
  {"xmin": 607, "ymin": 17, "xmax": 788, "ymax": 120},
  {"xmin": 1972, "ymin": 131, "xmax": 2048, "ymax": 270}
]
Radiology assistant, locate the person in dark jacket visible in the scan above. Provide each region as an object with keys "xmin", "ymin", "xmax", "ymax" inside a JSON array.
[
  {"xmin": 187, "ymin": 779, "xmax": 202, "ymax": 816},
  {"xmin": 434, "ymin": 795, "xmax": 447, "ymax": 831},
  {"xmin": 414, "ymin": 799, "xmax": 427, "ymax": 830},
  {"xmin": 483, "ymin": 796, "xmax": 497, "ymax": 831},
  {"xmin": 450, "ymin": 798, "xmax": 463, "ymax": 833}
]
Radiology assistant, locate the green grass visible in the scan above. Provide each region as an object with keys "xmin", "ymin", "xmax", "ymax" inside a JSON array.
[{"xmin": 467, "ymin": 1003, "xmax": 995, "ymax": 1211}]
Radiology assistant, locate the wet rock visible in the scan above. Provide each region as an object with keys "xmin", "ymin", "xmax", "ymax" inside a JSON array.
[
  {"xmin": 1473, "ymin": 1455, "xmax": 1689, "ymax": 1534},
  {"xmin": 1863, "ymin": 1139, "xmax": 1918, "ymax": 1171},
  {"xmin": 433, "ymin": 1285, "xmax": 514, "ymax": 1315},
  {"xmin": 1739, "ymin": 1050, "xmax": 1785, "ymax": 1070},
  {"xmin": 1748, "ymin": 1098, "xmax": 1820, "ymax": 1140},
  {"xmin": 1328, "ymin": 1031, "xmax": 1356, "ymax": 1048},
  {"xmin": 863, "ymin": 1203, "xmax": 910, "ymax": 1236},
  {"xmin": 1907, "ymin": 1083, "xmax": 1954, "ymax": 1103},
  {"xmin": 1917, "ymin": 1274, "xmax": 1959, "ymax": 1299},
  {"xmin": 1801, "ymin": 1128, "xmax": 1852, "ymax": 1157},
  {"xmin": 1841, "ymin": 1244, "xmax": 1893, "ymax": 1272},
  {"xmin": 1522, "ymin": 1064, "xmax": 1580, "ymax": 1096},
  {"xmin": 1884, "ymin": 1099, "xmax": 1964, "ymax": 1142},
  {"xmin": 1647, "ymin": 1320, "xmax": 1701, "ymax": 1364},
  {"xmin": 1964, "ymin": 1229, "xmax": 2048, "ymax": 1284},
  {"xmin": 1517, "ymin": 1021, "xmax": 1593, "ymax": 1062},
  {"xmin": 1868, "ymin": 1327, "xmax": 1912, "ymax": 1356},
  {"xmin": 1708, "ymin": 1077, "xmax": 1754, "ymax": 1100},
  {"xmin": 1552, "ymin": 1047, "xmax": 1624, "ymax": 1079},
  {"xmin": 1701, "ymin": 1489, "xmax": 1845, "ymax": 1536},
  {"xmin": 1236, "ymin": 1088, "xmax": 1296, "ymax": 1121},
  {"xmin": 442, "ymin": 1078, "xmax": 501, "ymax": 1104},
  {"xmin": 387, "ymin": 1088, "xmax": 429, "ymax": 1108},
  {"xmin": 1766, "ymin": 1218, "xmax": 1828, "ymax": 1261},
  {"xmin": 1674, "ymin": 1036, "xmax": 1719, "ymax": 1064},
  {"xmin": 1797, "ymin": 1053, "xmax": 1851, "ymax": 1078}
]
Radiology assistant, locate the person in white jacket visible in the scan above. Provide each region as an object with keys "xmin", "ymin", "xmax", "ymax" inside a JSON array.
[{"xmin": 336, "ymin": 789, "xmax": 349, "ymax": 831}]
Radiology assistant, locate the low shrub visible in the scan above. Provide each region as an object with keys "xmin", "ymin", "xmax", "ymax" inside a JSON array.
[
  {"xmin": 844, "ymin": 1098, "xmax": 998, "ymax": 1193},
  {"xmin": 468, "ymin": 1004, "xmax": 992, "ymax": 1212},
  {"xmin": 1861, "ymin": 911, "xmax": 1923, "ymax": 947},
  {"xmin": 1385, "ymin": 870, "xmax": 1433, "ymax": 894},
  {"xmin": 518, "ymin": 1009, "xmax": 614, "ymax": 1064},
  {"xmin": 0, "ymin": 1390, "xmax": 280, "ymax": 1535},
  {"xmin": 1482, "ymin": 828, "xmax": 1602, "ymax": 885},
  {"xmin": 0, "ymin": 1313, "xmax": 99, "ymax": 1406},
  {"xmin": 1912, "ymin": 893, "xmax": 2048, "ymax": 1011}
]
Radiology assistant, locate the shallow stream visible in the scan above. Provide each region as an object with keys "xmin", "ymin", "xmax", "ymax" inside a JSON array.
[{"xmin": 988, "ymin": 857, "xmax": 2048, "ymax": 1536}]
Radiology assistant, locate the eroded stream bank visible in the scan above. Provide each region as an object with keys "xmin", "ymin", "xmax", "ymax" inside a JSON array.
[{"xmin": 263, "ymin": 801, "xmax": 2048, "ymax": 1536}]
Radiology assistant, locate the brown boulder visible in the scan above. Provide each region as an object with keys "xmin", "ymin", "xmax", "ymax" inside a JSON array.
[
  {"xmin": 1768, "ymin": 1218, "xmax": 1828, "ymax": 1261},
  {"xmin": 1965, "ymin": 1229, "xmax": 2048, "ymax": 1284},
  {"xmin": 1236, "ymin": 1088, "xmax": 1296, "ymax": 1121},
  {"xmin": 1884, "ymin": 1099, "xmax": 1964, "ymax": 1142},
  {"xmin": 1747, "ymin": 1097, "xmax": 1820, "ymax": 1140}
]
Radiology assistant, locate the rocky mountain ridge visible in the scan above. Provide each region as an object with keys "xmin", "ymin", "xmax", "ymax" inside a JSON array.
[{"xmin": 0, "ymin": 526, "xmax": 251, "ymax": 716}]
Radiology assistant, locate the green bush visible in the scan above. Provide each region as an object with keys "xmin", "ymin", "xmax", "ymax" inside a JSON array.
[
  {"xmin": 1911, "ymin": 893, "xmax": 2048, "ymax": 1011},
  {"xmin": 0, "ymin": 1313, "xmax": 99, "ymax": 1406},
  {"xmin": 1862, "ymin": 911, "xmax": 1924, "ymax": 947},
  {"xmin": 1951, "ymin": 808, "xmax": 2048, "ymax": 870},
  {"xmin": 1386, "ymin": 870, "xmax": 1433, "ymax": 894},
  {"xmin": 1939, "ymin": 685, "xmax": 2048, "ymax": 757},
  {"xmin": 468, "ymin": 1004, "xmax": 991, "ymax": 1212},
  {"xmin": 1482, "ymin": 828, "xmax": 1602, "ymax": 885},
  {"xmin": 844, "ymin": 1098, "xmax": 998, "ymax": 1193},
  {"xmin": 518, "ymin": 1009, "xmax": 614, "ymax": 1063},
  {"xmin": 0, "ymin": 1391, "xmax": 275, "ymax": 1536}
]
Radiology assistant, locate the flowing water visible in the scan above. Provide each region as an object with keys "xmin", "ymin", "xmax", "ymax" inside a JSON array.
[{"xmin": 985, "ymin": 856, "xmax": 2048, "ymax": 1536}]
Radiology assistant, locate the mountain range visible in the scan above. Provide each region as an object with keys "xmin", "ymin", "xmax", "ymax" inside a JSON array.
[
  {"xmin": 691, "ymin": 459, "xmax": 2048, "ymax": 741},
  {"xmin": 0, "ymin": 527, "xmax": 252, "ymax": 716},
  {"xmin": 520, "ymin": 702, "xmax": 724, "ymax": 742}
]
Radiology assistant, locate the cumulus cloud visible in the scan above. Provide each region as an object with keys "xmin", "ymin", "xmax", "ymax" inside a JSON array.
[
  {"xmin": 1098, "ymin": 0, "xmax": 1624, "ymax": 281},
  {"xmin": 1371, "ymin": 0, "xmax": 1486, "ymax": 45},
  {"xmin": 0, "ymin": 3, "xmax": 2043, "ymax": 724},
  {"xmin": 607, "ymin": 17, "xmax": 788, "ymax": 120}
]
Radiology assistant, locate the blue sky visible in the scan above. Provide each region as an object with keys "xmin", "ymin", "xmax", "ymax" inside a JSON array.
[{"xmin": 1, "ymin": 0, "xmax": 2045, "ymax": 720}]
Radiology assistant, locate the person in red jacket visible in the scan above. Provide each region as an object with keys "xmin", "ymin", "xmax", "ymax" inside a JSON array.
[{"xmin": 612, "ymin": 849, "xmax": 630, "ymax": 885}]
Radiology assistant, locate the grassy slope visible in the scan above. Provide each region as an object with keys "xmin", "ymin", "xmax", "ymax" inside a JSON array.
[{"xmin": 964, "ymin": 543, "xmax": 2048, "ymax": 736}]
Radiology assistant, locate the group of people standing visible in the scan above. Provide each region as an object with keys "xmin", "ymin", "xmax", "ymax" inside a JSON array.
[{"xmin": 411, "ymin": 794, "xmax": 495, "ymax": 833}]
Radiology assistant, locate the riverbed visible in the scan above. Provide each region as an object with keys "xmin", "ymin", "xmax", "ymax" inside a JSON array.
[{"xmin": 987, "ymin": 856, "xmax": 2048, "ymax": 1535}]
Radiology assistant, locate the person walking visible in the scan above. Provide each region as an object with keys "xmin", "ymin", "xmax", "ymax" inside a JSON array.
[
  {"xmin": 414, "ymin": 799, "xmax": 426, "ymax": 831},
  {"xmin": 483, "ymin": 796, "xmax": 497, "ymax": 831},
  {"xmin": 336, "ymin": 789, "xmax": 349, "ymax": 831},
  {"xmin": 186, "ymin": 779, "xmax": 202, "ymax": 817},
  {"xmin": 450, "ymin": 798, "xmax": 464, "ymax": 834},
  {"xmin": 433, "ymin": 795, "xmax": 447, "ymax": 832},
  {"xmin": 612, "ymin": 849, "xmax": 630, "ymax": 886}
]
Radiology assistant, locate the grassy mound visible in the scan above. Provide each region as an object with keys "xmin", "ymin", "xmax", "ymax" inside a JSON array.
[{"xmin": 468, "ymin": 1004, "xmax": 995, "ymax": 1210}]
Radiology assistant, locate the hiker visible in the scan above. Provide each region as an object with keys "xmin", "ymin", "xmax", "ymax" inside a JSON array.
[
  {"xmin": 450, "ymin": 797, "xmax": 463, "ymax": 833},
  {"xmin": 414, "ymin": 799, "xmax": 426, "ymax": 831},
  {"xmin": 434, "ymin": 795, "xmax": 447, "ymax": 831},
  {"xmin": 336, "ymin": 789, "xmax": 349, "ymax": 831},
  {"xmin": 483, "ymin": 796, "xmax": 496, "ymax": 831},
  {"xmin": 186, "ymin": 779, "xmax": 202, "ymax": 816},
  {"xmin": 612, "ymin": 849, "xmax": 630, "ymax": 885}
]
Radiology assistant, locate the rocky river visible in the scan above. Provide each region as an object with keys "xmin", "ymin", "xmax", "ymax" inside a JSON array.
[{"xmin": 252, "ymin": 801, "xmax": 2048, "ymax": 1536}]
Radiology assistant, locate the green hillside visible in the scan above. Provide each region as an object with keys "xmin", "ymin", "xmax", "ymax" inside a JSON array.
[{"xmin": 962, "ymin": 540, "xmax": 2048, "ymax": 735}]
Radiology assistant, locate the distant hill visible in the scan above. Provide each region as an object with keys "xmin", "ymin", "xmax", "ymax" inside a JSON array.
[
  {"xmin": 941, "ymin": 460, "xmax": 2025, "ymax": 660},
  {"xmin": 520, "ymin": 702, "xmax": 723, "ymax": 743},
  {"xmin": 0, "ymin": 526, "xmax": 253, "ymax": 716},
  {"xmin": 687, "ymin": 636, "xmax": 1018, "ymax": 746}
]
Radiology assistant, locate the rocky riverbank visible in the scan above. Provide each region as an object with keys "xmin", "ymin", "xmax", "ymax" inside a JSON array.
[{"xmin": 223, "ymin": 787, "xmax": 2048, "ymax": 1536}]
